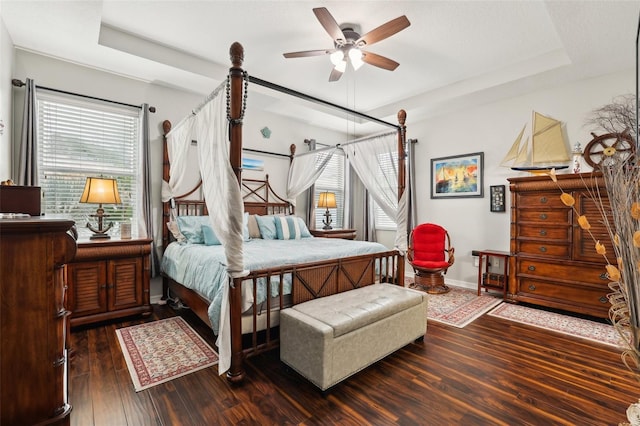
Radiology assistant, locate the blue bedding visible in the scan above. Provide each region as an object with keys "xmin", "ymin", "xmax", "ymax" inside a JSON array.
[{"xmin": 161, "ymin": 237, "xmax": 389, "ymax": 334}]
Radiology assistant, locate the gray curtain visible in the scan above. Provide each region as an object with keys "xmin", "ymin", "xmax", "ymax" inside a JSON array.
[
  {"xmin": 304, "ymin": 139, "xmax": 316, "ymax": 229},
  {"xmin": 407, "ymin": 139, "xmax": 418, "ymax": 233},
  {"xmin": 348, "ymin": 169, "xmax": 374, "ymax": 242},
  {"xmin": 140, "ymin": 104, "xmax": 159, "ymax": 276},
  {"xmin": 17, "ymin": 78, "xmax": 38, "ymax": 185},
  {"xmin": 365, "ymin": 188, "xmax": 377, "ymax": 242}
]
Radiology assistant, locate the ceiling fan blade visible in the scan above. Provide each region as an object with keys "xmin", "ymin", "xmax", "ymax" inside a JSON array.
[
  {"xmin": 283, "ymin": 49, "xmax": 333, "ymax": 59},
  {"xmin": 361, "ymin": 51, "xmax": 400, "ymax": 71},
  {"xmin": 329, "ymin": 67, "xmax": 343, "ymax": 82},
  {"xmin": 356, "ymin": 16, "xmax": 410, "ymax": 47},
  {"xmin": 313, "ymin": 7, "xmax": 345, "ymax": 43}
]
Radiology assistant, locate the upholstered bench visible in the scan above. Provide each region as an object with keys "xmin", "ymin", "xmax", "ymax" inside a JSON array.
[{"xmin": 280, "ymin": 283, "xmax": 427, "ymax": 391}]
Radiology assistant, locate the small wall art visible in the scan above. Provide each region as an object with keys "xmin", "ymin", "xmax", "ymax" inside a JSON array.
[
  {"xmin": 490, "ymin": 185, "xmax": 506, "ymax": 212},
  {"xmin": 431, "ymin": 152, "xmax": 484, "ymax": 199},
  {"xmin": 242, "ymin": 157, "xmax": 264, "ymax": 171}
]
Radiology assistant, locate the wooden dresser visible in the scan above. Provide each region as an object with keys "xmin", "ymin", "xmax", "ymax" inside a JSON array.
[
  {"xmin": 66, "ymin": 237, "xmax": 152, "ymax": 327},
  {"xmin": 0, "ymin": 218, "xmax": 76, "ymax": 425},
  {"xmin": 508, "ymin": 172, "xmax": 612, "ymax": 318}
]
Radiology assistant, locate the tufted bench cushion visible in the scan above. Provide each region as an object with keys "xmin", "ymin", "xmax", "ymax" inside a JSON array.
[{"xmin": 280, "ymin": 284, "xmax": 427, "ymax": 390}]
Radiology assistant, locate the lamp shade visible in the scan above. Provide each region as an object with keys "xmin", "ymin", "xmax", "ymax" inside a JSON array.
[
  {"xmin": 79, "ymin": 177, "xmax": 122, "ymax": 204},
  {"xmin": 317, "ymin": 192, "xmax": 337, "ymax": 209}
]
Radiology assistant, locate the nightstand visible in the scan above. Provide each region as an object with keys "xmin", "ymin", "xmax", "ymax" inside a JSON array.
[
  {"xmin": 66, "ymin": 237, "xmax": 153, "ymax": 327},
  {"xmin": 310, "ymin": 228, "xmax": 357, "ymax": 240},
  {"xmin": 477, "ymin": 249, "xmax": 509, "ymax": 299}
]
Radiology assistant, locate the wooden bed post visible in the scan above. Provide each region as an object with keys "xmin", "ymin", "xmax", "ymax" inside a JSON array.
[
  {"xmin": 397, "ymin": 109, "xmax": 407, "ymax": 285},
  {"xmin": 227, "ymin": 41, "xmax": 246, "ymax": 383}
]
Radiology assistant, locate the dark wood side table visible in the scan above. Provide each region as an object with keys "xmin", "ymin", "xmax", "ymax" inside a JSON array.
[
  {"xmin": 477, "ymin": 249, "xmax": 510, "ymax": 299},
  {"xmin": 66, "ymin": 237, "xmax": 153, "ymax": 327},
  {"xmin": 310, "ymin": 228, "xmax": 357, "ymax": 240}
]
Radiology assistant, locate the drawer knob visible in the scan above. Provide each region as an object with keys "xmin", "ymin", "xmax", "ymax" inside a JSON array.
[
  {"xmin": 540, "ymin": 196, "xmax": 548, "ymax": 203},
  {"xmin": 528, "ymin": 265, "xmax": 536, "ymax": 271},
  {"xmin": 539, "ymin": 229, "xmax": 547, "ymax": 236},
  {"xmin": 539, "ymin": 246, "xmax": 547, "ymax": 253},
  {"xmin": 540, "ymin": 213, "xmax": 548, "ymax": 220},
  {"xmin": 600, "ymin": 273, "xmax": 608, "ymax": 281},
  {"xmin": 528, "ymin": 284, "xmax": 536, "ymax": 291},
  {"xmin": 599, "ymin": 296, "xmax": 608, "ymax": 304}
]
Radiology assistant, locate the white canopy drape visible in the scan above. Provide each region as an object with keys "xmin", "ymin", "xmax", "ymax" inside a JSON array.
[
  {"xmin": 343, "ymin": 132, "xmax": 408, "ymax": 253},
  {"xmin": 286, "ymin": 145, "xmax": 337, "ymax": 204},
  {"xmin": 288, "ymin": 131, "xmax": 407, "ymax": 252},
  {"xmin": 163, "ymin": 81, "xmax": 245, "ymax": 375}
]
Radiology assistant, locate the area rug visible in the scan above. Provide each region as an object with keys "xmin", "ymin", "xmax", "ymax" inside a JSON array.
[
  {"xmin": 423, "ymin": 286, "xmax": 503, "ymax": 328},
  {"xmin": 487, "ymin": 303, "xmax": 627, "ymax": 348},
  {"xmin": 116, "ymin": 317, "xmax": 219, "ymax": 392}
]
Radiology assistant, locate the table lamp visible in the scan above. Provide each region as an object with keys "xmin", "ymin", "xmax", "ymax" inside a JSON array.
[
  {"xmin": 317, "ymin": 191, "xmax": 337, "ymax": 230},
  {"xmin": 79, "ymin": 177, "xmax": 121, "ymax": 239}
]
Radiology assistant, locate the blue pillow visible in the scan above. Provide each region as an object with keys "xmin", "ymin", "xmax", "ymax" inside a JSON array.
[
  {"xmin": 255, "ymin": 215, "xmax": 277, "ymax": 240},
  {"xmin": 297, "ymin": 217, "xmax": 312, "ymax": 238},
  {"xmin": 176, "ymin": 216, "xmax": 211, "ymax": 244},
  {"xmin": 275, "ymin": 216, "xmax": 305, "ymax": 240},
  {"xmin": 176, "ymin": 214, "xmax": 248, "ymax": 244},
  {"xmin": 202, "ymin": 224, "xmax": 221, "ymax": 245}
]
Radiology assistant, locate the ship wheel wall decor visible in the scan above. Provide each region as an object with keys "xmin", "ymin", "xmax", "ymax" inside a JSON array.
[{"xmin": 582, "ymin": 131, "xmax": 636, "ymax": 170}]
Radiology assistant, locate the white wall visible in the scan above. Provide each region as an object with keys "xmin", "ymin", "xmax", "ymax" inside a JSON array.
[
  {"xmin": 406, "ymin": 68, "xmax": 635, "ymax": 288},
  {"xmin": 0, "ymin": 11, "xmax": 14, "ymax": 180}
]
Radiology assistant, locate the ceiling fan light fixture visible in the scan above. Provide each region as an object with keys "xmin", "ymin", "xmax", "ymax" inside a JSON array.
[
  {"xmin": 330, "ymin": 50, "xmax": 345, "ymax": 66},
  {"xmin": 283, "ymin": 8, "xmax": 410, "ymax": 82},
  {"xmin": 348, "ymin": 48, "xmax": 364, "ymax": 70},
  {"xmin": 334, "ymin": 59, "xmax": 347, "ymax": 73}
]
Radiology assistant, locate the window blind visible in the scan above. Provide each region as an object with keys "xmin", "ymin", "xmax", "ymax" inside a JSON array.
[
  {"xmin": 37, "ymin": 90, "xmax": 140, "ymax": 239},
  {"xmin": 314, "ymin": 151, "xmax": 345, "ymax": 229}
]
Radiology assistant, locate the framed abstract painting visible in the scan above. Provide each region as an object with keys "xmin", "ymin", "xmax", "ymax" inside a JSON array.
[{"xmin": 431, "ymin": 152, "xmax": 484, "ymax": 199}]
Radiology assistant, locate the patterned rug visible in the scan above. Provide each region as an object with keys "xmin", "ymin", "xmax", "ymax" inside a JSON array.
[
  {"xmin": 487, "ymin": 302, "xmax": 626, "ymax": 348},
  {"xmin": 421, "ymin": 285, "xmax": 503, "ymax": 328},
  {"xmin": 116, "ymin": 317, "xmax": 219, "ymax": 392}
]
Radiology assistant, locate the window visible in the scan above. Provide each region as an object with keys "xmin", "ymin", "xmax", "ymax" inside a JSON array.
[
  {"xmin": 37, "ymin": 90, "xmax": 140, "ymax": 239},
  {"xmin": 373, "ymin": 151, "xmax": 398, "ymax": 230},
  {"xmin": 314, "ymin": 151, "xmax": 345, "ymax": 229}
]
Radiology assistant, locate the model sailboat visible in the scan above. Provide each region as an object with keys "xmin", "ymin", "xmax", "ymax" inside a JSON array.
[{"xmin": 501, "ymin": 111, "xmax": 570, "ymax": 172}]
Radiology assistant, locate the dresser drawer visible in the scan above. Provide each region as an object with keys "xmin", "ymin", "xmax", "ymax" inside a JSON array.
[
  {"xmin": 516, "ymin": 259, "xmax": 609, "ymax": 284},
  {"xmin": 517, "ymin": 241, "xmax": 570, "ymax": 258},
  {"xmin": 517, "ymin": 192, "xmax": 567, "ymax": 209},
  {"xmin": 517, "ymin": 277, "xmax": 610, "ymax": 309},
  {"xmin": 517, "ymin": 225, "xmax": 570, "ymax": 240},
  {"xmin": 516, "ymin": 209, "xmax": 571, "ymax": 225}
]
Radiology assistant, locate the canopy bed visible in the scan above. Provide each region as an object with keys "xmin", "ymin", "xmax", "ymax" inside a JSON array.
[{"xmin": 161, "ymin": 42, "xmax": 409, "ymax": 383}]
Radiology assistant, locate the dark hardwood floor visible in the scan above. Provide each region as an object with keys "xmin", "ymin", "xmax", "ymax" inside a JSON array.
[{"xmin": 69, "ymin": 303, "xmax": 638, "ymax": 426}]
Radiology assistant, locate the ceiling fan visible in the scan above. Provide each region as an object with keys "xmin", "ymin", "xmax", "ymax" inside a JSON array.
[{"xmin": 283, "ymin": 7, "xmax": 411, "ymax": 82}]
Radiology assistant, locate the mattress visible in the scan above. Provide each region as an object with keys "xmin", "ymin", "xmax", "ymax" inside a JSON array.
[{"xmin": 161, "ymin": 237, "xmax": 389, "ymax": 334}]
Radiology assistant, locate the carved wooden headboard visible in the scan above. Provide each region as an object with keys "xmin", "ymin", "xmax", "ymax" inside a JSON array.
[{"xmin": 162, "ymin": 175, "xmax": 294, "ymax": 248}]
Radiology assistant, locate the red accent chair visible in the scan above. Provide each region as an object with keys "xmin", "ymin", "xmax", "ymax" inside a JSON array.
[{"xmin": 408, "ymin": 223, "xmax": 455, "ymax": 294}]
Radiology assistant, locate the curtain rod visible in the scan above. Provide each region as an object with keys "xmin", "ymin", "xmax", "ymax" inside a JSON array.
[
  {"xmin": 242, "ymin": 147, "xmax": 291, "ymax": 159},
  {"xmin": 11, "ymin": 79, "xmax": 156, "ymax": 113},
  {"xmin": 247, "ymin": 75, "xmax": 399, "ymax": 130}
]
